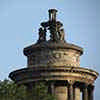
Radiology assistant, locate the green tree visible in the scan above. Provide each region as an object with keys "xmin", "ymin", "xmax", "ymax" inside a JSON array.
[
  {"xmin": 0, "ymin": 79, "xmax": 56, "ymax": 100},
  {"xmin": 32, "ymin": 82, "xmax": 56, "ymax": 100},
  {"xmin": 0, "ymin": 79, "xmax": 27, "ymax": 100}
]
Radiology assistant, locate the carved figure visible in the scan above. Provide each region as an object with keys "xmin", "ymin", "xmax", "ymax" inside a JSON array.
[
  {"xmin": 38, "ymin": 27, "xmax": 46, "ymax": 43},
  {"xmin": 49, "ymin": 21, "xmax": 57, "ymax": 41},
  {"xmin": 56, "ymin": 21, "xmax": 63, "ymax": 31},
  {"xmin": 56, "ymin": 21, "xmax": 65, "ymax": 41},
  {"xmin": 48, "ymin": 21, "xmax": 65, "ymax": 42},
  {"xmin": 58, "ymin": 29, "xmax": 65, "ymax": 41}
]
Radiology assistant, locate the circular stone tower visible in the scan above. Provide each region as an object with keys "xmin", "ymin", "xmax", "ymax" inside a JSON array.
[{"xmin": 9, "ymin": 9, "xmax": 99, "ymax": 100}]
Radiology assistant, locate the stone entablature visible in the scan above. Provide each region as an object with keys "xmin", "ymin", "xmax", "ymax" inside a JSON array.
[{"xmin": 9, "ymin": 66, "xmax": 98, "ymax": 85}]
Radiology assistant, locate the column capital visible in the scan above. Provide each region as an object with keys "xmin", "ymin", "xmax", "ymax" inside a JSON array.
[
  {"xmin": 88, "ymin": 84, "xmax": 95, "ymax": 90},
  {"xmin": 68, "ymin": 80, "xmax": 75, "ymax": 85},
  {"xmin": 83, "ymin": 83, "xmax": 89, "ymax": 88}
]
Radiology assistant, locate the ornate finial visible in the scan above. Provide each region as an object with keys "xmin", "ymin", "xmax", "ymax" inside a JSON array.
[
  {"xmin": 48, "ymin": 9, "xmax": 58, "ymax": 21},
  {"xmin": 37, "ymin": 9, "xmax": 65, "ymax": 43}
]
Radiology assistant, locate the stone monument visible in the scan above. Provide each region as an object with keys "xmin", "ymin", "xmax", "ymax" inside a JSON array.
[{"xmin": 9, "ymin": 9, "xmax": 99, "ymax": 100}]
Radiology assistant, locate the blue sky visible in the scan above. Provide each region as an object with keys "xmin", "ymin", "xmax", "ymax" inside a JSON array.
[{"xmin": 0, "ymin": 0, "xmax": 100, "ymax": 99}]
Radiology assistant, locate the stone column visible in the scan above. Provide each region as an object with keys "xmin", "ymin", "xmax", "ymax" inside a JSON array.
[
  {"xmin": 26, "ymin": 83, "xmax": 35, "ymax": 100},
  {"xmin": 51, "ymin": 82, "xmax": 55, "ymax": 94},
  {"xmin": 68, "ymin": 81, "xmax": 74, "ymax": 100},
  {"xmin": 74, "ymin": 87, "xmax": 80, "ymax": 100},
  {"xmin": 82, "ymin": 84, "xmax": 88, "ymax": 100},
  {"xmin": 88, "ymin": 85, "xmax": 94, "ymax": 100},
  {"xmin": 48, "ymin": 82, "xmax": 55, "ymax": 94}
]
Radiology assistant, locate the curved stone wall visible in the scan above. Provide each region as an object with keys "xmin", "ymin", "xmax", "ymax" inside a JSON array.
[{"xmin": 28, "ymin": 48, "xmax": 80, "ymax": 67}]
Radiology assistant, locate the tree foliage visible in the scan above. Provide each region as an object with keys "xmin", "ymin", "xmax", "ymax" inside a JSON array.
[{"xmin": 0, "ymin": 79, "xmax": 56, "ymax": 100}]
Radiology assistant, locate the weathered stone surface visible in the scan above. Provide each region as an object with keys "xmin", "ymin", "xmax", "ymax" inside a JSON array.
[
  {"xmin": 28, "ymin": 49, "xmax": 80, "ymax": 67},
  {"xmin": 24, "ymin": 42, "xmax": 82, "ymax": 68}
]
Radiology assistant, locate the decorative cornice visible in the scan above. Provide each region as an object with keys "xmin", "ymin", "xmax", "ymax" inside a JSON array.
[
  {"xmin": 24, "ymin": 42, "xmax": 83, "ymax": 56},
  {"xmin": 9, "ymin": 66, "xmax": 98, "ymax": 85}
]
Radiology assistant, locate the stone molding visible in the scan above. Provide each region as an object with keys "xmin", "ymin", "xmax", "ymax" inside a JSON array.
[
  {"xmin": 9, "ymin": 66, "xmax": 98, "ymax": 85},
  {"xmin": 24, "ymin": 42, "xmax": 83, "ymax": 56}
]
